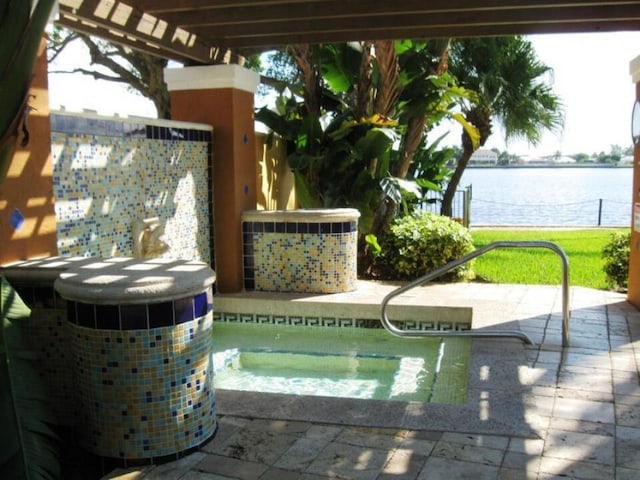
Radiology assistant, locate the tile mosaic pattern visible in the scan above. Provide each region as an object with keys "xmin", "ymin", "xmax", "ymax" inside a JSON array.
[
  {"xmin": 11, "ymin": 283, "xmax": 77, "ymax": 426},
  {"xmin": 50, "ymin": 113, "xmax": 212, "ymax": 264},
  {"xmin": 213, "ymin": 312, "xmax": 471, "ymax": 331},
  {"xmin": 242, "ymin": 221, "xmax": 358, "ymax": 293},
  {"xmin": 68, "ymin": 290, "xmax": 216, "ymax": 460}
]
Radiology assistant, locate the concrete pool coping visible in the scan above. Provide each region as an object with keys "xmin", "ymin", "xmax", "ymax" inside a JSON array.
[
  {"xmin": 212, "ymin": 280, "xmax": 552, "ymax": 439},
  {"xmin": 215, "ymin": 335, "xmax": 537, "ymax": 439},
  {"xmin": 214, "ymin": 280, "xmax": 474, "ymax": 330}
]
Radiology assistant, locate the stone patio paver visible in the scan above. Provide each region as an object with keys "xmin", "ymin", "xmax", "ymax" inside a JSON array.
[
  {"xmin": 377, "ymin": 448, "xmax": 427, "ymax": 480},
  {"xmin": 195, "ymin": 454, "xmax": 269, "ymax": 480},
  {"xmin": 430, "ymin": 439, "xmax": 505, "ymax": 467},
  {"xmin": 542, "ymin": 429, "xmax": 614, "ymax": 465},
  {"xmin": 537, "ymin": 456, "xmax": 615, "ymax": 480},
  {"xmin": 304, "ymin": 441, "xmax": 389, "ymax": 480},
  {"xmin": 616, "ymin": 425, "xmax": 640, "ymax": 469},
  {"xmin": 418, "ymin": 457, "xmax": 499, "ymax": 480}
]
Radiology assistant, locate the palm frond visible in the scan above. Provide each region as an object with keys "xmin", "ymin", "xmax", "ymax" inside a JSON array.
[{"xmin": 1, "ymin": 276, "xmax": 60, "ymax": 480}]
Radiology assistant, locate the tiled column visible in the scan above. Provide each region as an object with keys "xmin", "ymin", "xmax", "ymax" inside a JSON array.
[
  {"xmin": 628, "ymin": 55, "xmax": 640, "ymax": 307},
  {"xmin": 164, "ymin": 65, "xmax": 260, "ymax": 293},
  {"xmin": 55, "ymin": 258, "xmax": 217, "ymax": 460}
]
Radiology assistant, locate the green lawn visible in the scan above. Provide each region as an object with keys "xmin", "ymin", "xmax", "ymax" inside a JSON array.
[{"xmin": 470, "ymin": 228, "xmax": 628, "ymax": 290}]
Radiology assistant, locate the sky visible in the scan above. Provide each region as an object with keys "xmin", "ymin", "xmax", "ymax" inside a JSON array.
[
  {"xmin": 474, "ymin": 31, "xmax": 640, "ymax": 157},
  {"xmin": 47, "ymin": 31, "xmax": 640, "ymax": 157}
]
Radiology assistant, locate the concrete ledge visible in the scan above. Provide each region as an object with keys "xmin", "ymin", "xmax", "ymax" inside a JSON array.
[
  {"xmin": 242, "ymin": 208, "xmax": 360, "ymax": 223},
  {"xmin": 214, "ymin": 280, "xmax": 473, "ymax": 329}
]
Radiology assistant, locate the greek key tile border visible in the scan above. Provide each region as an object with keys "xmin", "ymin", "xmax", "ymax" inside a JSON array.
[{"xmin": 213, "ymin": 312, "xmax": 470, "ymax": 331}]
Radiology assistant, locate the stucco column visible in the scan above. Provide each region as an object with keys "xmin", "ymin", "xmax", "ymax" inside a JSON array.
[
  {"xmin": 165, "ymin": 65, "xmax": 260, "ymax": 293},
  {"xmin": 628, "ymin": 55, "xmax": 640, "ymax": 307},
  {"xmin": 0, "ymin": 38, "xmax": 57, "ymax": 265}
]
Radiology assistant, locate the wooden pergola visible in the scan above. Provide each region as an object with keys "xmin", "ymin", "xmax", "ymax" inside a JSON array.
[{"xmin": 57, "ymin": 1, "xmax": 640, "ymax": 65}]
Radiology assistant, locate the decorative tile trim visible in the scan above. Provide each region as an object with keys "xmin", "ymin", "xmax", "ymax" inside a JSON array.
[
  {"xmin": 213, "ymin": 312, "xmax": 471, "ymax": 331},
  {"xmin": 67, "ymin": 290, "xmax": 214, "ymax": 330},
  {"xmin": 243, "ymin": 220, "xmax": 357, "ymax": 235},
  {"xmin": 13, "ymin": 283, "xmax": 67, "ymax": 310},
  {"xmin": 50, "ymin": 113, "xmax": 212, "ymax": 141}
]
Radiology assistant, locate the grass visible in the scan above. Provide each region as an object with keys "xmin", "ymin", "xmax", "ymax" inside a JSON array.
[{"xmin": 470, "ymin": 228, "xmax": 628, "ymax": 290}]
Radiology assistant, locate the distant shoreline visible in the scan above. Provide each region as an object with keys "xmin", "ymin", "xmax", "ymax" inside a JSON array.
[{"xmin": 467, "ymin": 164, "xmax": 633, "ymax": 169}]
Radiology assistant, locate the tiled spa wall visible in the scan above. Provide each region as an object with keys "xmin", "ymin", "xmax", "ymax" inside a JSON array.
[
  {"xmin": 241, "ymin": 210, "xmax": 359, "ymax": 293},
  {"xmin": 66, "ymin": 290, "xmax": 216, "ymax": 459},
  {"xmin": 50, "ymin": 111, "xmax": 212, "ymax": 263}
]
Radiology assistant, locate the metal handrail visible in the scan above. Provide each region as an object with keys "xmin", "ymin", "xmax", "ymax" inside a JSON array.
[{"xmin": 380, "ymin": 240, "xmax": 571, "ymax": 347}]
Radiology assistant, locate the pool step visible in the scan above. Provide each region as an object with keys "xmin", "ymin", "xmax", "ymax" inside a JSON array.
[{"xmin": 213, "ymin": 281, "xmax": 472, "ymax": 331}]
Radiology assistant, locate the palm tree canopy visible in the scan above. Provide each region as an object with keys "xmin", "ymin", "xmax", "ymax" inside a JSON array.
[
  {"xmin": 440, "ymin": 36, "xmax": 563, "ymax": 218},
  {"xmin": 449, "ymin": 36, "xmax": 564, "ymax": 145}
]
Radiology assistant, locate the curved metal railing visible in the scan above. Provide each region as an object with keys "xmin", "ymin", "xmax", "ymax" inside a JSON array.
[{"xmin": 380, "ymin": 241, "xmax": 571, "ymax": 347}]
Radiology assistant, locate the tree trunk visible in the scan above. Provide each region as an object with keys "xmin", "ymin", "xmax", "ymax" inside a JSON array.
[
  {"xmin": 291, "ymin": 44, "xmax": 321, "ymax": 116},
  {"xmin": 394, "ymin": 115, "xmax": 425, "ymax": 179},
  {"xmin": 441, "ymin": 137, "xmax": 473, "ymax": 218},
  {"xmin": 372, "ymin": 40, "xmax": 399, "ymax": 117},
  {"xmin": 147, "ymin": 58, "xmax": 171, "ymax": 119},
  {"xmin": 355, "ymin": 41, "xmax": 374, "ymax": 120},
  {"xmin": 442, "ymin": 105, "xmax": 492, "ymax": 218}
]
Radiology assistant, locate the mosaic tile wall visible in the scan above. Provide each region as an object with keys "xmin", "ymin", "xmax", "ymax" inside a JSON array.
[
  {"xmin": 214, "ymin": 312, "xmax": 472, "ymax": 331},
  {"xmin": 9, "ymin": 281, "xmax": 77, "ymax": 426},
  {"xmin": 50, "ymin": 112, "xmax": 212, "ymax": 264},
  {"xmin": 242, "ymin": 220, "xmax": 358, "ymax": 293},
  {"xmin": 67, "ymin": 289, "xmax": 216, "ymax": 460}
]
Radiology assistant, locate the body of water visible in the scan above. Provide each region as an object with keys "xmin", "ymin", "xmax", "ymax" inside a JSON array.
[{"xmin": 458, "ymin": 167, "xmax": 633, "ymax": 226}]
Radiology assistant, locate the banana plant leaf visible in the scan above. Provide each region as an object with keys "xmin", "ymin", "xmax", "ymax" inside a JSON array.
[
  {"xmin": 293, "ymin": 171, "xmax": 322, "ymax": 208},
  {"xmin": 0, "ymin": 276, "xmax": 60, "ymax": 480}
]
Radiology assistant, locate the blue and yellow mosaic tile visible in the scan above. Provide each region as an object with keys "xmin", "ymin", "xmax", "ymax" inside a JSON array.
[
  {"xmin": 67, "ymin": 291, "xmax": 216, "ymax": 460},
  {"xmin": 50, "ymin": 112, "xmax": 212, "ymax": 263},
  {"xmin": 242, "ymin": 220, "xmax": 358, "ymax": 293}
]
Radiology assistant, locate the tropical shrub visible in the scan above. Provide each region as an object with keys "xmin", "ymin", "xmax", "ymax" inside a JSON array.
[
  {"xmin": 255, "ymin": 41, "xmax": 478, "ymax": 241},
  {"xmin": 602, "ymin": 230, "xmax": 630, "ymax": 290},
  {"xmin": 374, "ymin": 212, "xmax": 475, "ymax": 281}
]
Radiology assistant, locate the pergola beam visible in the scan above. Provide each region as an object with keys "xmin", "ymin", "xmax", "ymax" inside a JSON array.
[
  {"xmin": 145, "ymin": 0, "xmax": 640, "ymax": 27},
  {"xmin": 56, "ymin": 0, "xmax": 640, "ymax": 64},
  {"xmin": 185, "ymin": 4, "xmax": 640, "ymax": 45},
  {"xmin": 58, "ymin": 0, "xmax": 218, "ymax": 65}
]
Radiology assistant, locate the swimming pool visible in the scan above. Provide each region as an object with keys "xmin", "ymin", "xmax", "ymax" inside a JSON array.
[{"xmin": 212, "ymin": 322, "xmax": 471, "ymax": 404}]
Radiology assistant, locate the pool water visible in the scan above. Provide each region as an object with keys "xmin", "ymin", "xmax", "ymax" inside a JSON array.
[{"xmin": 212, "ymin": 322, "xmax": 471, "ymax": 404}]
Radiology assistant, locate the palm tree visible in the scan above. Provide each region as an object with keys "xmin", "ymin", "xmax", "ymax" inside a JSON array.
[{"xmin": 441, "ymin": 37, "xmax": 563, "ymax": 217}]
